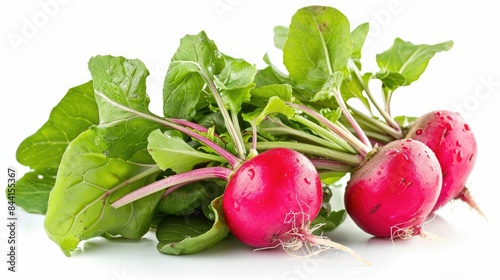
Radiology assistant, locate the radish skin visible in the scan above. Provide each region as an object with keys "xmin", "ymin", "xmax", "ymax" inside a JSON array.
[
  {"xmin": 405, "ymin": 110, "xmax": 485, "ymax": 219},
  {"xmin": 344, "ymin": 139, "xmax": 442, "ymax": 238}
]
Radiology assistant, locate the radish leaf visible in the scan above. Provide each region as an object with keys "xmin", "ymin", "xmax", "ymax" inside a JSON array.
[
  {"xmin": 163, "ymin": 31, "xmax": 225, "ymax": 120},
  {"xmin": 156, "ymin": 195, "xmax": 229, "ymax": 255},
  {"xmin": 44, "ymin": 129, "xmax": 162, "ymax": 256},
  {"xmin": 147, "ymin": 129, "xmax": 224, "ymax": 173},
  {"xmin": 10, "ymin": 168, "xmax": 56, "ymax": 214},
  {"xmin": 88, "ymin": 55, "xmax": 163, "ymax": 160},
  {"xmin": 16, "ymin": 81, "xmax": 98, "ymax": 169},
  {"xmin": 283, "ymin": 6, "xmax": 352, "ymax": 97},
  {"xmin": 375, "ymin": 38, "xmax": 453, "ymax": 89}
]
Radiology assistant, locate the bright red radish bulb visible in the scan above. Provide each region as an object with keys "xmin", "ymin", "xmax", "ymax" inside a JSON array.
[
  {"xmin": 222, "ymin": 148, "xmax": 369, "ymax": 265},
  {"xmin": 405, "ymin": 110, "xmax": 485, "ymax": 218},
  {"xmin": 344, "ymin": 139, "xmax": 442, "ymax": 239},
  {"xmin": 223, "ymin": 148, "xmax": 322, "ymax": 247}
]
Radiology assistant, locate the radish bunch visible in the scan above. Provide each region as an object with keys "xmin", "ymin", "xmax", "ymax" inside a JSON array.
[{"xmin": 16, "ymin": 4, "xmax": 484, "ymax": 264}]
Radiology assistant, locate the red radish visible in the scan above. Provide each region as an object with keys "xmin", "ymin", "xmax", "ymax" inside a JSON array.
[
  {"xmin": 223, "ymin": 148, "xmax": 322, "ymax": 247},
  {"xmin": 405, "ymin": 110, "xmax": 485, "ymax": 218},
  {"xmin": 222, "ymin": 148, "xmax": 369, "ymax": 264},
  {"xmin": 344, "ymin": 139, "xmax": 442, "ymax": 239}
]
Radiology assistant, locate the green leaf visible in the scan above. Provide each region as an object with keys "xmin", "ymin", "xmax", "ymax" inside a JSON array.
[
  {"xmin": 312, "ymin": 209, "xmax": 347, "ymax": 233},
  {"xmin": 273, "ymin": 25, "xmax": 289, "ymax": 50},
  {"xmin": 156, "ymin": 182, "xmax": 208, "ymax": 216},
  {"xmin": 147, "ymin": 129, "xmax": 224, "ymax": 173},
  {"xmin": 44, "ymin": 129, "xmax": 162, "ymax": 256},
  {"xmin": 249, "ymin": 84, "xmax": 294, "ymax": 108},
  {"xmin": 340, "ymin": 72, "xmax": 372, "ymax": 111},
  {"xmin": 215, "ymin": 55, "xmax": 257, "ymax": 114},
  {"xmin": 394, "ymin": 115, "xmax": 418, "ymax": 127},
  {"xmin": 350, "ymin": 22, "xmax": 369, "ymax": 69},
  {"xmin": 88, "ymin": 55, "xmax": 162, "ymax": 160},
  {"xmin": 375, "ymin": 38, "xmax": 453, "ymax": 89},
  {"xmin": 156, "ymin": 196, "xmax": 229, "ymax": 255},
  {"xmin": 243, "ymin": 96, "xmax": 295, "ymax": 127},
  {"xmin": 16, "ymin": 81, "xmax": 98, "ymax": 169},
  {"xmin": 163, "ymin": 31, "xmax": 225, "ymax": 119},
  {"xmin": 283, "ymin": 6, "xmax": 352, "ymax": 96},
  {"xmin": 311, "ymin": 71, "xmax": 345, "ymax": 102},
  {"xmin": 10, "ymin": 168, "xmax": 56, "ymax": 214},
  {"xmin": 12, "ymin": 81, "xmax": 98, "ymax": 215}
]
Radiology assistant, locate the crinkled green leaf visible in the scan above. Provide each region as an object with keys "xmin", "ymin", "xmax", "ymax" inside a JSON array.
[
  {"xmin": 88, "ymin": 55, "xmax": 162, "ymax": 160},
  {"xmin": 215, "ymin": 55, "xmax": 257, "ymax": 115},
  {"xmin": 163, "ymin": 31, "xmax": 225, "ymax": 119},
  {"xmin": 147, "ymin": 129, "xmax": 224, "ymax": 173},
  {"xmin": 283, "ymin": 6, "xmax": 352, "ymax": 96},
  {"xmin": 16, "ymin": 81, "xmax": 98, "ymax": 169},
  {"xmin": 156, "ymin": 196, "xmax": 229, "ymax": 255},
  {"xmin": 44, "ymin": 129, "xmax": 162, "ymax": 256}
]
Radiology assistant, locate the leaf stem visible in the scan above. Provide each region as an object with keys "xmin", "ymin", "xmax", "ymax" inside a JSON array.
[
  {"xmin": 310, "ymin": 159, "xmax": 353, "ymax": 172},
  {"xmin": 252, "ymin": 141, "xmax": 362, "ymax": 167},
  {"xmin": 331, "ymin": 85, "xmax": 372, "ymax": 154},
  {"xmin": 347, "ymin": 59, "xmax": 401, "ymax": 132},
  {"xmin": 199, "ymin": 71, "xmax": 247, "ymax": 159},
  {"xmin": 259, "ymin": 119, "xmax": 347, "ymax": 152},
  {"xmin": 348, "ymin": 106, "xmax": 403, "ymax": 139},
  {"xmin": 94, "ymin": 90, "xmax": 241, "ymax": 168},
  {"xmin": 287, "ymin": 103, "xmax": 369, "ymax": 156},
  {"xmin": 112, "ymin": 167, "xmax": 232, "ymax": 208}
]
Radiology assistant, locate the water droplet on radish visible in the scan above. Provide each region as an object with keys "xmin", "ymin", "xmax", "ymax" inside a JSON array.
[
  {"xmin": 447, "ymin": 115, "xmax": 453, "ymax": 121},
  {"xmin": 415, "ymin": 129, "xmax": 423, "ymax": 135},
  {"xmin": 233, "ymin": 201, "xmax": 240, "ymax": 212},
  {"xmin": 445, "ymin": 123, "xmax": 453, "ymax": 130},
  {"xmin": 377, "ymin": 171, "xmax": 381, "ymax": 175},
  {"xmin": 435, "ymin": 111, "xmax": 442, "ymax": 116},
  {"xmin": 304, "ymin": 177, "xmax": 311, "ymax": 185},
  {"xmin": 385, "ymin": 149, "xmax": 397, "ymax": 156},
  {"xmin": 464, "ymin": 123, "xmax": 470, "ymax": 131},
  {"xmin": 457, "ymin": 151, "xmax": 464, "ymax": 162},
  {"xmin": 248, "ymin": 169, "xmax": 255, "ymax": 180},
  {"xmin": 456, "ymin": 140, "xmax": 461, "ymax": 147}
]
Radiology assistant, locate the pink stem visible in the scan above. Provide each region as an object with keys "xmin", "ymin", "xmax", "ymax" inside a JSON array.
[{"xmin": 111, "ymin": 167, "xmax": 231, "ymax": 208}]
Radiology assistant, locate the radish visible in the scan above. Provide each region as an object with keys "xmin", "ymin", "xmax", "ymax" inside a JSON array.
[
  {"xmin": 344, "ymin": 139, "xmax": 442, "ymax": 238},
  {"xmin": 405, "ymin": 110, "xmax": 485, "ymax": 218},
  {"xmin": 222, "ymin": 148, "xmax": 322, "ymax": 248},
  {"xmin": 221, "ymin": 147, "xmax": 367, "ymax": 265}
]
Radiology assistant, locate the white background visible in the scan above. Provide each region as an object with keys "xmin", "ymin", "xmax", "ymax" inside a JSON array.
[{"xmin": 1, "ymin": 0, "xmax": 499, "ymax": 279}]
